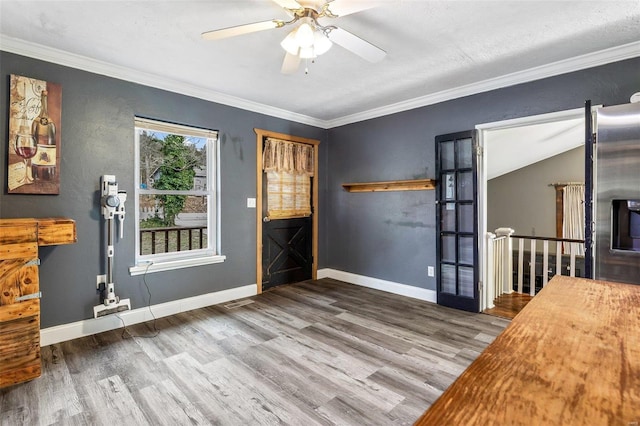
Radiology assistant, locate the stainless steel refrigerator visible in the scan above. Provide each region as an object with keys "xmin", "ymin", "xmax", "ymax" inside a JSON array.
[{"xmin": 594, "ymin": 101, "xmax": 640, "ymax": 284}]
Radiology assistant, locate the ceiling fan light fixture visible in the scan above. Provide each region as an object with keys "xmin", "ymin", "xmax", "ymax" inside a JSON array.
[
  {"xmin": 299, "ymin": 46, "xmax": 316, "ymax": 59},
  {"xmin": 280, "ymin": 29, "xmax": 300, "ymax": 55},
  {"xmin": 281, "ymin": 22, "xmax": 332, "ymax": 61},
  {"xmin": 295, "ymin": 22, "xmax": 315, "ymax": 48},
  {"xmin": 313, "ymin": 30, "xmax": 332, "ymax": 55}
]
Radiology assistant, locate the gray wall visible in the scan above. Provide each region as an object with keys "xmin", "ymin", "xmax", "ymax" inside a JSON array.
[
  {"xmin": 2, "ymin": 50, "xmax": 639, "ymax": 328},
  {"xmin": 326, "ymin": 57, "xmax": 640, "ymax": 291},
  {"xmin": 487, "ymin": 146, "xmax": 585, "ymax": 238},
  {"xmin": 0, "ymin": 52, "xmax": 328, "ymax": 328}
]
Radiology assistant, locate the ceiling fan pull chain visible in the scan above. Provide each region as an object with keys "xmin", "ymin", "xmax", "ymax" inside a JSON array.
[{"xmin": 304, "ymin": 58, "xmax": 317, "ymax": 75}]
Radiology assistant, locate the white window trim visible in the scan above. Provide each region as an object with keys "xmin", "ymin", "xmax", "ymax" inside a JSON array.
[
  {"xmin": 129, "ymin": 254, "xmax": 226, "ymax": 276},
  {"xmin": 130, "ymin": 117, "xmax": 223, "ymax": 275}
]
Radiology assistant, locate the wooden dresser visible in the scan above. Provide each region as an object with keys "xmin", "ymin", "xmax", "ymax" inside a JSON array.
[
  {"xmin": 0, "ymin": 218, "xmax": 76, "ymax": 388},
  {"xmin": 414, "ymin": 275, "xmax": 640, "ymax": 425}
]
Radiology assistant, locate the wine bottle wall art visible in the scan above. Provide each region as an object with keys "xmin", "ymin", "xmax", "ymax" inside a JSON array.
[{"xmin": 8, "ymin": 75, "xmax": 62, "ymax": 194}]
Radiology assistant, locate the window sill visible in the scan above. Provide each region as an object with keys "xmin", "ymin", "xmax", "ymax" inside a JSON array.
[{"xmin": 129, "ymin": 255, "xmax": 226, "ymax": 276}]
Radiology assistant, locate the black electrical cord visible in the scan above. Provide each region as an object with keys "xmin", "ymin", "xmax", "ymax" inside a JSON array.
[{"xmin": 115, "ymin": 261, "xmax": 159, "ymax": 339}]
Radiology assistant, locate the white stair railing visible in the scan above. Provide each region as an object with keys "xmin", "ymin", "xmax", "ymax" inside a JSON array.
[
  {"xmin": 485, "ymin": 228, "xmax": 514, "ymax": 309},
  {"xmin": 512, "ymin": 234, "xmax": 584, "ymax": 296},
  {"xmin": 488, "ymin": 229, "xmax": 585, "ymax": 302}
]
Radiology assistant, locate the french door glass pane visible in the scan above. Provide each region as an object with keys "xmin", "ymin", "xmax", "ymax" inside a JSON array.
[
  {"xmin": 457, "ymin": 138, "xmax": 473, "ymax": 168},
  {"xmin": 441, "ymin": 204, "xmax": 456, "ymax": 231},
  {"xmin": 441, "ymin": 141, "xmax": 455, "ymax": 170},
  {"xmin": 441, "ymin": 264, "xmax": 456, "ymax": 294},
  {"xmin": 459, "ymin": 235, "xmax": 474, "ymax": 265},
  {"xmin": 442, "ymin": 235, "xmax": 456, "ymax": 262},
  {"xmin": 458, "ymin": 203, "xmax": 474, "ymax": 233},
  {"xmin": 458, "ymin": 171, "xmax": 473, "ymax": 200},
  {"xmin": 459, "ymin": 266, "xmax": 474, "ymax": 297}
]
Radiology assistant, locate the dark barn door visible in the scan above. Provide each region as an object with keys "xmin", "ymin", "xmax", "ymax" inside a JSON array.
[
  {"xmin": 255, "ymin": 129, "xmax": 318, "ymax": 293},
  {"xmin": 435, "ymin": 130, "xmax": 480, "ymax": 312},
  {"xmin": 262, "ymin": 216, "xmax": 312, "ymax": 291},
  {"xmin": 260, "ymin": 137, "xmax": 314, "ymax": 291}
]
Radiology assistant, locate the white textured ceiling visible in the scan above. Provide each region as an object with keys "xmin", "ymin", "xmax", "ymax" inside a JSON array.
[{"xmin": 1, "ymin": 1, "xmax": 639, "ymax": 128}]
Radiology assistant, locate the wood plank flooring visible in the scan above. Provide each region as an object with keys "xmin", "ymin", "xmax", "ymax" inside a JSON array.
[
  {"xmin": 483, "ymin": 292, "xmax": 533, "ymax": 319},
  {"xmin": 0, "ymin": 278, "xmax": 509, "ymax": 426}
]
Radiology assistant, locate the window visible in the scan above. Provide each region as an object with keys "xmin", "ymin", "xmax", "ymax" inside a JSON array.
[{"xmin": 129, "ymin": 117, "xmax": 224, "ymax": 275}]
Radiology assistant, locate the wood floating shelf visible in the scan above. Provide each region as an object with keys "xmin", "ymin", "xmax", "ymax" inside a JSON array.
[{"xmin": 342, "ymin": 179, "xmax": 436, "ymax": 193}]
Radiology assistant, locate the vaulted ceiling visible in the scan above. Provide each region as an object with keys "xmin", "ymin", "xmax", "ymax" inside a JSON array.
[{"xmin": 1, "ymin": 1, "xmax": 638, "ymax": 128}]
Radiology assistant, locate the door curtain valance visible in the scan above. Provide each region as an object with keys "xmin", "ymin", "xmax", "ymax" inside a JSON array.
[{"xmin": 263, "ymin": 138, "xmax": 314, "ymax": 176}]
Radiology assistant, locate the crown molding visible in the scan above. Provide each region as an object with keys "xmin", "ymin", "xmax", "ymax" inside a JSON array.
[
  {"xmin": 325, "ymin": 41, "xmax": 640, "ymax": 128},
  {"xmin": 2, "ymin": 35, "xmax": 638, "ymax": 130},
  {"xmin": 0, "ymin": 35, "xmax": 326, "ymax": 128}
]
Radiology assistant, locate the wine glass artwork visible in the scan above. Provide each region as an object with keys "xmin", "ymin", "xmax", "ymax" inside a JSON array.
[
  {"xmin": 13, "ymin": 124, "xmax": 38, "ymax": 185},
  {"xmin": 8, "ymin": 74, "xmax": 62, "ymax": 194}
]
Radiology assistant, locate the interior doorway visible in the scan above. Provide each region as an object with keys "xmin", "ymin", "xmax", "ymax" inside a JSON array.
[
  {"xmin": 476, "ymin": 107, "xmax": 591, "ymax": 314},
  {"xmin": 254, "ymin": 129, "xmax": 320, "ymax": 293}
]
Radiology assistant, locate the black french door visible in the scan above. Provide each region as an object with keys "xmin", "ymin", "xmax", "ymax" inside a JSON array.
[{"xmin": 435, "ymin": 130, "xmax": 480, "ymax": 312}]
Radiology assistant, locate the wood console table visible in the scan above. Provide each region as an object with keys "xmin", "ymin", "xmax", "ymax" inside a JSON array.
[
  {"xmin": 0, "ymin": 218, "xmax": 76, "ymax": 388},
  {"xmin": 415, "ymin": 275, "xmax": 640, "ymax": 425}
]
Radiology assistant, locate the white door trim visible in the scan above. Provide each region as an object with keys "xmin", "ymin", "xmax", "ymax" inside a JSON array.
[{"xmin": 474, "ymin": 106, "xmax": 599, "ymax": 310}]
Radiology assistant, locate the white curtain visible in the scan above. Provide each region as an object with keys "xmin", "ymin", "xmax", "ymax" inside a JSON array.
[{"xmin": 562, "ymin": 184, "xmax": 585, "ymax": 256}]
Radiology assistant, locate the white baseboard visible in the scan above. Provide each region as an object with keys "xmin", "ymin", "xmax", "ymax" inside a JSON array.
[
  {"xmin": 40, "ymin": 284, "xmax": 257, "ymax": 347},
  {"xmin": 316, "ymin": 268, "xmax": 332, "ymax": 279},
  {"xmin": 42, "ymin": 271, "xmax": 434, "ymax": 346},
  {"xmin": 317, "ymin": 268, "xmax": 437, "ymax": 303}
]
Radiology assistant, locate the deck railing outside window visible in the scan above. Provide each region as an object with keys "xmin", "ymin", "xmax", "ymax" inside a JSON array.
[{"xmin": 140, "ymin": 226, "xmax": 207, "ymax": 255}]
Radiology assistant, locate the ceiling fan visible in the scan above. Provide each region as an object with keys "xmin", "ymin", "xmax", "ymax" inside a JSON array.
[{"xmin": 201, "ymin": 0, "xmax": 387, "ymax": 74}]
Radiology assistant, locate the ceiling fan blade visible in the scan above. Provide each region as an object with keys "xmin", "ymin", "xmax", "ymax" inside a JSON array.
[
  {"xmin": 271, "ymin": 0, "xmax": 303, "ymax": 9},
  {"xmin": 202, "ymin": 20, "xmax": 282, "ymax": 41},
  {"xmin": 328, "ymin": 27, "xmax": 386, "ymax": 62},
  {"xmin": 323, "ymin": 0, "xmax": 390, "ymax": 17},
  {"xmin": 281, "ymin": 52, "xmax": 301, "ymax": 74}
]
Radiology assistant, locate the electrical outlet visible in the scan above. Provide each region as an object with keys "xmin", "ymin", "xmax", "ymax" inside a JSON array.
[
  {"xmin": 427, "ymin": 266, "xmax": 435, "ymax": 277},
  {"xmin": 96, "ymin": 274, "xmax": 106, "ymax": 289}
]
